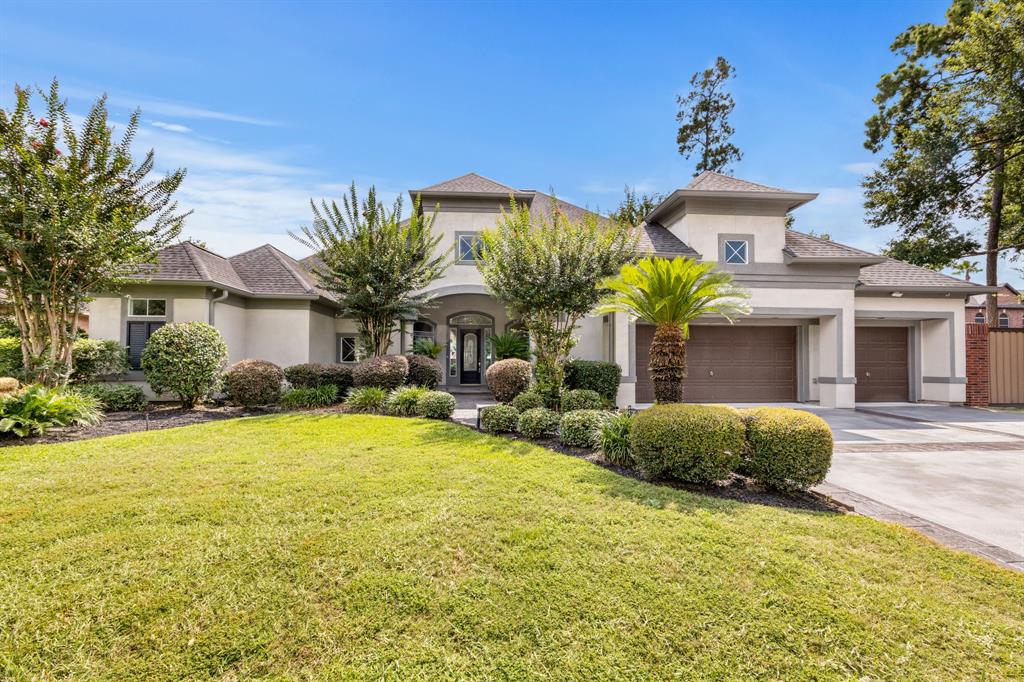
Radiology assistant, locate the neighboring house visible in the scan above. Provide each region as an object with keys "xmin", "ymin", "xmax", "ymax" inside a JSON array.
[
  {"xmin": 966, "ymin": 283, "xmax": 1022, "ymax": 328},
  {"xmin": 86, "ymin": 171, "xmax": 996, "ymax": 408}
]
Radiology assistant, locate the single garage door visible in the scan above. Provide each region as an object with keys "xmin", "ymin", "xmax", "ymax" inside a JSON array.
[
  {"xmin": 636, "ymin": 325, "xmax": 797, "ymax": 403},
  {"xmin": 855, "ymin": 326, "xmax": 909, "ymax": 402}
]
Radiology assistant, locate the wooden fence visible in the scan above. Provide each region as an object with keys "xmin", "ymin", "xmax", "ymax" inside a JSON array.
[{"xmin": 990, "ymin": 328, "xmax": 1024, "ymax": 405}]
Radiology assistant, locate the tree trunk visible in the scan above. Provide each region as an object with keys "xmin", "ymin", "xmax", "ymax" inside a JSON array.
[
  {"xmin": 986, "ymin": 145, "xmax": 1004, "ymax": 327},
  {"xmin": 650, "ymin": 323, "xmax": 687, "ymax": 403}
]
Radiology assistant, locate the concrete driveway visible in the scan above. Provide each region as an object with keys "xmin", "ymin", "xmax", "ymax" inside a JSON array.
[{"xmin": 804, "ymin": 404, "xmax": 1024, "ymax": 566}]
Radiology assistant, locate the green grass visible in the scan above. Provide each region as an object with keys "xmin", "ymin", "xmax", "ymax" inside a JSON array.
[{"xmin": 1, "ymin": 415, "xmax": 1022, "ymax": 680}]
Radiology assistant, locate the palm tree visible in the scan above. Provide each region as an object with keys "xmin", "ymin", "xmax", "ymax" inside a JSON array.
[{"xmin": 597, "ymin": 257, "xmax": 751, "ymax": 403}]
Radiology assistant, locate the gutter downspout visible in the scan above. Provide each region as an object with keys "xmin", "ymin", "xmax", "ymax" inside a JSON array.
[{"xmin": 208, "ymin": 289, "xmax": 229, "ymax": 325}]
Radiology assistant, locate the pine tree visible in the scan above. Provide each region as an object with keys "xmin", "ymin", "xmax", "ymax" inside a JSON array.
[{"xmin": 675, "ymin": 57, "xmax": 743, "ymax": 175}]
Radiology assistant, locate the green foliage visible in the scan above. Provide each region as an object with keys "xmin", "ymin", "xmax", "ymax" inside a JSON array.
[
  {"xmin": 0, "ymin": 384, "xmax": 102, "ymax": 437},
  {"xmin": 411, "ymin": 338, "xmax": 445, "ymax": 358},
  {"xmin": 863, "ymin": 0, "xmax": 1024, "ymax": 311},
  {"xmin": 511, "ymin": 390, "xmax": 545, "ymax": 413},
  {"xmin": 488, "ymin": 332, "xmax": 529, "ymax": 361},
  {"xmin": 140, "ymin": 322, "xmax": 227, "ymax": 409},
  {"xmin": 352, "ymin": 355, "xmax": 409, "ymax": 390},
  {"xmin": 564, "ymin": 360, "xmax": 621, "ymax": 405},
  {"xmin": 70, "ymin": 338, "xmax": 130, "ymax": 383},
  {"xmin": 291, "ymin": 184, "xmax": 451, "ymax": 356},
  {"xmin": 630, "ymin": 404, "xmax": 745, "ymax": 483},
  {"xmin": 560, "ymin": 389, "xmax": 604, "ymax": 413},
  {"xmin": 386, "ymin": 385, "xmax": 429, "ymax": 416},
  {"xmin": 609, "ymin": 186, "xmax": 665, "ymax": 227},
  {"xmin": 741, "ymin": 408, "xmax": 834, "ymax": 492},
  {"xmin": 675, "ymin": 56, "xmax": 742, "ymax": 175},
  {"xmin": 598, "ymin": 257, "xmax": 750, "ymax": 403},
  {"xmin": 281, "ymin": 384, "xmax": 339, "ymax": 409},
  {"xmin": 517, "ymin": 407, "xmax": 560, "ymax": 440},
  {"xmin": 224, "ymin": 359, "xmax": 284, "ymax": 407},
  {"xmin": 77, "ymin": 383, "xmax": 147, "ymax": 412},
  {"xmin": 0, "ymin": 338, "xmax": 22, "ymax": 377},
  {"xmin": 282, "ymin": 363, "xmax": 353, "ymax": 393},
  {"xmin": 476, "ymin": 196, "xmax": 638, "ymax": 403},
  {"xmin": 0, "ymin": 80, "xmax": 186, "ymax": 384},
  {"xmin": 0, "ymin": 317, "xmax": 20, "ymax": 338},
  {"xmin": 416, "ymin": 390, "xmax": 456, "ymax": 420},
  {"xmin": 343, "ymin": 386, "xmax": 388, "ymax": 413},
  {"xmin": 559, "ymin": 409, "xmax": 607, "ymax": 449},
  {"xmin": 485, "ymin": 358, "xmax": 532, "ymax": 402},
  {"xmin": 599, "ymin": 411, "xmax": 635, "ymax": 466},
  {"xmin": 405, "ymin": 354, "xmax": 443, "ymax": 389},
  {"xmin": 480, "ymin": 404, "xmax": 519, "ymax": 434}
]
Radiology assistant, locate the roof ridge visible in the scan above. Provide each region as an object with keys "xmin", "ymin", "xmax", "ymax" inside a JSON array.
[
  {"xmin": 180, "ymin": 242, "xmax": 211, "ymax": 280},
  {"xmin": 262, "ymin": 244, "xmax": 316, "ymax": 295}
]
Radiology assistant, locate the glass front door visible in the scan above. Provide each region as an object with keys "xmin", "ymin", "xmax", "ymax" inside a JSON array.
[{"xmin": 459, "ymin": 329, "xmax": 482, "ymax": 384}]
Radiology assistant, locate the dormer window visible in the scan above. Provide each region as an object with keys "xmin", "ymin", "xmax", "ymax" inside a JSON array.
[{"xmin": 724, "ymin": 240, "xmax": 748, "ymax": 265}]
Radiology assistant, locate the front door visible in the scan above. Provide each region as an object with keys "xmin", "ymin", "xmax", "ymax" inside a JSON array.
[{"xmin": 459, "ymin": 329, "xmax": 482, "ymax": 384}]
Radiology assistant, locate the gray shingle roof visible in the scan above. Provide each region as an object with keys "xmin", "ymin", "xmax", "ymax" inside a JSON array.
[
  {"xmin": 137, "ymin": 242, "xmax": 249, "ymax": 291},
  {"xmin": 687, "ymin": 171, "xmax": 793, "ymax": 194},
  {"xmin": 227, "ymin": 245, "xmax": 323, "ymax": 297},
  {"xmin": 416, "ymin": 172, "xmax": 517, "ymax": 194},
  {"xmin": 858, "ymin": 258, "xmax": 984, "ymax": 290},
  {"xmin": 638, "ymin": 222, "xmax": 698, "ymax": 257},
  {"xmin": 784, "ymin": 230, "xmax": 882, "ymax": 261}
]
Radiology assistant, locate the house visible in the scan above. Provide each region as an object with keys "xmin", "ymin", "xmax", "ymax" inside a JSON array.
[
  {"xmin": 86, "ymin": 171, "xmax": 996, "ymax": 408},
  {"xmin": 966, "ymin": 283, "xmax": 1022, "ymax": 328}
]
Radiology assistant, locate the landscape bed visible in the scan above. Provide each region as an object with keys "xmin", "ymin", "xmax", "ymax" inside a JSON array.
[{"xmin": 1, "ymin": 413, "xmax": 1022, "ymax": 679}]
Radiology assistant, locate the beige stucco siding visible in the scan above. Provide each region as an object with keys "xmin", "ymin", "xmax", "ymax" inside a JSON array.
[
  {"xmin": 664, "ymin": 199, "xmax": 788, "ymax": 264},
  {"xmin": 244, "ymin": 301, "xmax": 312, "ymax": 368},
  {"xmin": 309, "ymin": 305, "xmax": 338, "ymax": 364},
  {"xmin": 214, "ymin": 296, "xmax": 248, "ymax": 364}
]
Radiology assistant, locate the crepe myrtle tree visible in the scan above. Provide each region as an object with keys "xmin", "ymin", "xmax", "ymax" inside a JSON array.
[
  {"xmin": 597, "ymin": 256, "xmax": 751, "ymax": 403},
  {"xmin": 475, "ymin": 196, "xmax": 638, "ymax": 404},
  {"xmin": 0, "ymin": 80, "xmax": 187, "ymax": 384},
  {"xmin": 292, "ymin": 183, "xmax": 451, "ymax": 357}
]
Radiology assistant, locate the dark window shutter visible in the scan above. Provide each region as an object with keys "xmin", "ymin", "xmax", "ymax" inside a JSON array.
[{"xmin": 127, "ymin": 321, "xmax": 164, "ymax": 369}]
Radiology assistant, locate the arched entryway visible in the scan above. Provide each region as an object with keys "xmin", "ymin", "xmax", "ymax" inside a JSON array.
[{"xmin": 446, "ymin": 312, "xmax": 495, "ymax": 385}]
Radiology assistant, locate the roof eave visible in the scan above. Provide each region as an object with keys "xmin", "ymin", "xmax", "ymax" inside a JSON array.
[
  {"xmin": 783, "ymin": 253, "xmax": 887, "ymax": 266},
  {"xmin": 645, "ymin": 189, "xmax": 818, "ymax": 223},
  {"xmin": 856, "ymin": 283, "xmax": 1001, "ymax": 296},
  {"xmin": 410, "ymin": 190, "xmax": 534, "ymax": 202}
]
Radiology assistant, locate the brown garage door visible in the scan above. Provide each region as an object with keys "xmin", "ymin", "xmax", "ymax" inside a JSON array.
[
  {"xmin": 636, "ymin": 325, "xmax": 797, "ymax": 403},
  {"xmin": 855, "ymin": 327, "xmax": 909, "ymax": 402}
]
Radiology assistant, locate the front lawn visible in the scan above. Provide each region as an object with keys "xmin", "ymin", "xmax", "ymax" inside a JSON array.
[{"xmin": 1, "ymin": 415, "xmax": 1022, "ymax": 679}]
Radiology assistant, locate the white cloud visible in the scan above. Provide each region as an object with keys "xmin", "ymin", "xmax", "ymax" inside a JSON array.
[
  {"xmin": 60, "ymin": 84, "xmax": 279, "ymax": 126},
  {"xmin": 842, "ymin": 161, "xmax": 878, "ymax": 175},
  {"xmin": 150, "ymin": 121, "xmax": 192, "ymax": 134}
]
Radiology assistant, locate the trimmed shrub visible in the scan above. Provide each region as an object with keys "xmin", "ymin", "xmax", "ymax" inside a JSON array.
[
  {"xmin": 78, "ymin": 383, "xmax": 148, "ymax": 412},
  {"xmin": 559, "ymin": 409, "xmax": 607, "ymax": 448},
  {"xmin": 742, "ymin": 407, "xmax": 834, "ymax": 491},
  {"xmin": 282, "ymin": 363, "xmax": 353, "ymax": 394},
  {"xmin": 405, "ymin": 354, "xmax": 443, "ymax": 389},
  {"xmin": 352, "ymin": 355, "xmax": 409, "ymax": 390},
  {"xmin": 480, "ymin": 404, "xmax": 519, "ymax": 433},
  {"xmin": 0, "ymin": 385, "xmax": 102, "ymax": 437},
  {"xmin": 560, "ymin": 388, "xmax": 603, "ymax": 413},
  {"xmin": 485, "ymin": 358, "xmax": 532, "ymax": 402},
  {"xmin": 517, "ymin": 407, "xmax": 560, "ymax": 440},
  {"xmin": 71, "ymin": 339, "xmax": 130, "ymax": 383},
  {"xmin": 224, "ymin": 359, "xmax": 284, "ymax": 407},
  {"xmin": 281, "ymin": 384, "xmax": 339, "ymax": 409},
  {"xmin": 600, "ymin": 411, "xmax": 634, "ymax": 465},
  {"xmin": 0, "ymin": 377, "xmax": 20, "ymax": 396},
  {"xmin": 141, "ymin": 322, "xmax": 228, "ymax": 408},
  {"xmin": 564, "ymin": 360, "xmax": 620, "ymax": 405},
  {"xmin": 387, "ymin": 385, "xmax": 429, "ymax": 416},
  {"xmin": 345, "ymin": 386, "xmax": 389, "ymax": 413},
  {"xmin": 0, "ymin": 338, "xmax": 23, "ymax": 377},
  {"xmin": 417, "ymin": 390, "xmax": 456, "ymax": 420},
  {"xmin": 630, "ymin": 404, "xmax": 745, "ymax": 483},
  {"xmin": 511, "ymin": 390, "xmax": 545, "ymax": 413}
]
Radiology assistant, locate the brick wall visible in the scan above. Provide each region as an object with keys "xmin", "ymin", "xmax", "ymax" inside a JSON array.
[{"xmin": 965, "ymin": 323, "xmax": 990, "ymax": 407}]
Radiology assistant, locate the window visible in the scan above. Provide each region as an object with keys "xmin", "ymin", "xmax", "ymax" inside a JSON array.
[
  {"xmin": 724, "ymin": 240, "xmax": 748, "ymax": 265},
  {"xmin": 126, "ymin": 321, "xmax": 163, "ymax": 369},
  {"xmin": 999, "ymin": 312, "xmax": 1010, "ymax": 328},
  {"xmin": 412, "ymin": 320, "xmax": 434, "ymax": 345},
  {"xmin": 338, "ymin": 335, "xmax": 357, "ymax": 363},
  {"xmin": 974, "ymin": 311, "xmax": 985, "ymax": 324},
  {"xmin": 457, "ymin": 233, "xmax": 483, "ymax": 263},
  {"xmin": 129, "ymin": 298, "xmax": 166, "ymax": 316}
]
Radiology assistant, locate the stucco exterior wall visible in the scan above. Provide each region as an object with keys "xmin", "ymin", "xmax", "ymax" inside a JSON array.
[
  {"xmin": 665, "ymin": 199, "xmax": 788, "ymax": 264},
  {"xmin": 86, "ymin": 297, "xmax": 122, "ymax": 342},
  {"xmin": 309, "ymin": 305, "xmax": 338, "ymax": 364},
  {"xmin": 214, "ymin": 297, "xmax": 248, "ymax": 364},
  {"xmin": 245, "ymin": 301, "xmax": 311, "ymax": 369},
  {"xmin": 425, "ymin": 200, "xmax": 507, "ymax": 291},
  {"xmin": 570, "ymin": 315, "xmax": 605, "ymax": 362}
]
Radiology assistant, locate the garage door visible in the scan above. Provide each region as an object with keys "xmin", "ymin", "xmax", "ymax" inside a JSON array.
[
  {"xmin": 855, "ymin": 327, "xmax": 909, "ymax": 402},
  {"xmin": 636, "ymin": 325, "xmax": 797, "ymax": 403}
]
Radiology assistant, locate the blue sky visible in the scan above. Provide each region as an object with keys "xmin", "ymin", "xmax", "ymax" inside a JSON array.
[{"xmin": 2, "ymin": 0, "xmax": 1014, "ymax": 284}]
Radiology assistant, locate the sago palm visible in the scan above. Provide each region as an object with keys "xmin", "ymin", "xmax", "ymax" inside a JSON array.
[{"xmin": 597, "ymin": 256, "xmax": 751, "ymax": 403}]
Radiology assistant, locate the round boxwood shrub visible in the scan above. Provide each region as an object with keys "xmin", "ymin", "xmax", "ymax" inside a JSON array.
[
  {"xmin": 485, "ymin": 358, "xmax": 532, "ymax": 402},
  {"xmin": 71, "ymin": 339, "xmax": 131, "ymax": 383},
  {"xmin": 511, "ymin": 390, "xmax": 545, "ymax": 413},
  {"xmin": 630, "ymin": 404, "xmax": 745, "ymax": 483},
  {"xmin": 560, "ymin": 388, "xmax": 603, "ymax": 413},
  {"xmin": 77, "ymin": 382, "xmax": 148, "ymax": 412},
  {"xmin": 141, "ymin": 322, "xmax": 228, "ymax": 408},
  {"xmin": 742, "ymin": 407, "xmax": 833, "ymax": 491},
  {"xmin": 559, "ymin": 409, "xmax": 607, "ymax": 448},
  {"xmin": 224, "ymin": 359, "xmax": 284, "ymax": 407},
  {"xmin": 480, "ymin": 404, "xmax": 519, "ymax": 433},
  {"xmin": 417, "ymin": 390, "xmax": 456, "ymax": 420},
  {"xmin": 352, "ymin": 355, "xmax": 409, "ymax": 390},
  {"xmin": 564, "ymin": 360, "xmax": 620, "ymax": 405},
  {"xmin": 405, "ymin": 354, "xmax": 443, "ymax": 389},
  {"xmin": 283, "ymin": 363, "xmax": 353, "ymax": 394},
  {"xmin": 517, "ymin": 407, "xmax": 560, "ymax": 440}
]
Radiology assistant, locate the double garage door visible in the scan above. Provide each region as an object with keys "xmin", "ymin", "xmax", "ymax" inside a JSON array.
[{"xmin": 635, "ymin": 324, "xmax": 910, "ymax": 403}]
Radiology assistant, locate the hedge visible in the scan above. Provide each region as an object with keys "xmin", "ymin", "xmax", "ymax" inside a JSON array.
[
  {"xmin": 480, "ymin": 404, "xmax": 519, "ymax": 433},
  {"xmin": 517, "ymin": 407, "xmax": 560, "ymax": 440},
  {"xmin": 485, "ymin": 359, "xmax": 532, "ymax": 402},
  {"xmin": 70, "ymin": 339, "xmax": 130, "ymax": 383},
  {"xmin": 352, "ymin": 355, "xmax": 409, "ymax": 390},
  {"xmin": 741, "ymin": 407, "xmax": 833, "ymax": 491},
  {"xmin": 560, "ymin": 389, "xmax": 603, "ymax": 413},
  {"xmin": 417, "ymin": 390, "xmax": 456, "ymax": 420},
  {"xmin": 511, "ymin": 390, "xmax": 545, "ymax": 413},
  {"xmin": 405, "ymin": 354, "xmax": 443, "ymax": 389},
  {"xmin": 630, "ymin": 404, "xmax": 745, "ymax": 483},
  {"xmin": 224, "ymin": 359, "xmax": 284, "ymax": 407},
  {"xmin": 564, "ymin": 360, "xmax": 620, "ymax": 404},
  {"xmin": 77, "ymin": 383, "xmax": 148, "ymax": 412},
  {"xmin": 283, "ymin": 363, "xmax": 353, "ymax": 394},
  {"xmin": 559, "ymin": 409, "xmax": 607, "ymax": 448}
]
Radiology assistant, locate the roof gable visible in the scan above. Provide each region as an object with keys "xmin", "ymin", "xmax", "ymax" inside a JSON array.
[
  {"xmin": 686, "ymin": 171, "xmax": 795, "ymax": 194},
  {"xmin": 415, "ymin": 172, "xmax": 517, "ymax": 194}
]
